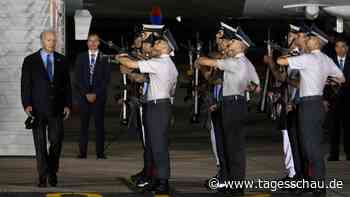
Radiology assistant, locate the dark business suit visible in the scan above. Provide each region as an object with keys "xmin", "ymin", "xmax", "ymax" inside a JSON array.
[
  {"xmin": 21, "ymin": 50, "xmax": 72, "ymax": 183},
  {"xmin": 328, "ymin": 54, "xmax": 350, "ymax": 159},
  {"xmin": 75, "ymin": 51, "xmax": 111, "ymax": 157}
]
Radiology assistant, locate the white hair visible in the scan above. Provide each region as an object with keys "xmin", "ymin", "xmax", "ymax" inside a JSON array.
[{"xmin": 40, "ymin": 29, "xmax": 56, "ymax": 41}]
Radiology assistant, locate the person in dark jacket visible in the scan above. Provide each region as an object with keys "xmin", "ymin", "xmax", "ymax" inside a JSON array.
[
  {"xmin": 75, "ymin": 33, "xmax": 111, "ymax": 159},
  {"xmin": 327, "ymin": 37, "xmax": 350, "ymax": 161},
  {"xmin": 21, "ymin": 30, "xmax": 72, "ymax": 187}
]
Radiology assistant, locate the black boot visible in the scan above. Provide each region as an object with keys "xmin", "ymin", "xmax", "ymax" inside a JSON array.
[
  {"xmin": 96, "ymin": 154, "xmax": 107, "ymax": 160},
  {"xmin": 135, "ymin": 176, "xmax": 151, "ymax": 189},
  {"xmin": 37, "ymin": 176, "xmax": 47, "ymax": 188},
  {"xmin": 204, "ymin": 174, "xmax": 219, "ymax": 190},
  {"xmin": 76, "ymin": 153, "xmax": 87, "ymax": 159},
  {"xmin": 146, "ymin": 179, "xmax": 169, "ymax": 195},
  {"xmin": 48, "ymin": 173, "xmax": 57, "ymax": 187}
]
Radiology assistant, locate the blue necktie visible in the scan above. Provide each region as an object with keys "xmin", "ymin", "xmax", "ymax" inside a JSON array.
[
  {"xmin": 89, "ymin": 54, "xmax": 96, "ymax": 85},
  {"xmin": 46, "ymin": 54, "xmax": 53, "ymax": 81},
  {"xmin": 339, "ymin": 59, "xmax": 344, "ymax": 70},
  {"xmin": 295, "ymin": 89, "xmax": 301, "ymax": 104},
  {"xmin": 90, "ymin": 54, "xmax": 96, "ymax": 65}
]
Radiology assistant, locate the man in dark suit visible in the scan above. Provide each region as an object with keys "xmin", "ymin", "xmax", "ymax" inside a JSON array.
[
  {"xmin": 21, "ymin": 30, "xmax": 72, "ymax": 187},
  {"xmin": 75, "ymin": 33, "xmax": 111, "ymax": 159},
  {"xmin": 327, "ymin": 37, "xmax": 350, "ymax": 161}
]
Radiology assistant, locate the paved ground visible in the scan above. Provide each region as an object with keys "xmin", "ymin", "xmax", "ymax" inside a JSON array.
[{"xmin": 0, "ymin": 97, "xmax": 349, "ymax": 197}]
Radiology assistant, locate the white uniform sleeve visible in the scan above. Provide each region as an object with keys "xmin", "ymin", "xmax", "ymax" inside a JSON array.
[
  {"xmin": 138, "ymin": 59, "xmax": 158, "ymax": 74},
  {"xmin": 287, "ymin": 55, "xmax": 309, "ymax": 70},
  {"xmin": 170, "ymin": 67, "xmax": 178, "ymax": 97},
  {"xmin": 248, "ymin": 63, "xmax": 260, "ymax": 85},
  {"xmin": 216, "ymin": 58, "xmax": 238, "ymax": 73}
]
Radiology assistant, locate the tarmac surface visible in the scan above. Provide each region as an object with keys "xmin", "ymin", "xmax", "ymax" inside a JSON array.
[{"xmin": 0, "ymin": 94, "xmax": 349, "ymax": 197}]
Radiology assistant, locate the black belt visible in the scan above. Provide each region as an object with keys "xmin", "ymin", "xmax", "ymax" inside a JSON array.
[
  {"xmin": 223, "ymin": 95, "xmax": 245, "ymax": 102},
  {"xmin": 300, "ymin": 95, "xmax": 322, "ymax": 102},
  {"xmin": 147, "ymin": 98, "xmax": 170, "ymax": 104}
]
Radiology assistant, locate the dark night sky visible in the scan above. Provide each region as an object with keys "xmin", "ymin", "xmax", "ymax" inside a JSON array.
[{"xmin": 65, "ymin": 15, "xmax": 347, "ymax": 69}]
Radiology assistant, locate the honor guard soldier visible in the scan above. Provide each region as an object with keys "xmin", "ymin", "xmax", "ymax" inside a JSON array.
[
  {"xmin": 201, "ymin": 22, "xmax": 232, "ymax": 187},
  {"xmin": 126, "ymin": 24, "xmax": 163, "ymax": 188},
  {"xmin": 116, "ymin": 28, "xmax": 178, "ymax": 195},
  {"xmin": 197, "ymin": 23, "xmax": 260, "ymax": 195},
  {"xmin": 277, "ymin": 24, "xmax": 345, "ymax": 197},
  {"xmin": 264, "ymin": 24, "xmax": 306, "ymax": 183}
]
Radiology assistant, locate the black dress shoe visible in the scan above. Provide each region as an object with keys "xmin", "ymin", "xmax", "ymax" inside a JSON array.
[
  {"xmin": 37, "ymin": 182, "xmax": 47, "ymax": 188},
  {"xmin": 135, "ymin": 176, "xmax": 151, "ymax": 189},
  {"xmin": 77, "ymin": 154, "xmax": 87, "ymax": 159},
  {"xmin": 204, "ymin": 174, "xmax": 219, "ymax": 190},
  {"xmin": 48, "ymin": 174, "xmax": 57, "ymax": 187},
  {"xmin": 146, "ymin": 179, "xmax": 169, "ymax": 195},
  {"xmin": 37, "ymin": 177, "xmax": 47, "ymax": 188},
  {"xmin": 346, "ymin": 155, "xmax": 350, "ymax": 161},
  {"xmin": 327, "ymin": 155, "xmax": 339, "ymax": 161},
  {"xmin": 97, "ymin": 154, "xmax": 107, "ymax": 160},
  {"xmin": 154, "ymin": 182, "xmax": 170, "ymax": 195}
]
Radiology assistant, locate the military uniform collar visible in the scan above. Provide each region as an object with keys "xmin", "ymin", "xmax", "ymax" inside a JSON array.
[
  {"xmin": 311, "ymin": 49, "xmax": 321, "ymax": 53},
  {"xmin": 234, "ymin": 53, "xmax": 245, "ymax": 58},
  {"xmin": 160, "ymin": 54, "xmax": 170, "ymax": 58}
]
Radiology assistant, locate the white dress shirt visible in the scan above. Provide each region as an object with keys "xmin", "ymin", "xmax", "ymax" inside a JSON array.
[
  {"xmin": 216, "ymin": 53, "xmax": 260, "ymax": 96},
  {"xmin": 138, "ymin": 54, "xmax": 178, "ymax": 101},
  {"xmin": 88, "ymin": 50, "xmax": 99, "ymax": 65},
  {"xmin": 287, "ymin": 50, "xmax": 344, "ymax": 97}
]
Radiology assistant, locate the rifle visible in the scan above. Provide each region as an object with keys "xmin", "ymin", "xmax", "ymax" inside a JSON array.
[
  {"xmin": 99, "ymin": 38, "xmax": 132, "ymax": 126},
  {"xmin": 119, "ymin": 36, "xmax": 129, "ymax": 126},
  {"xmin": 99, "ymin": 39, "xmax": 138, "ymax": 60},
  {"xmin": 262, "ymin": 38, "xmax": 294, "ymax": 120},
  {"xmin": 264, "ymin": 41, "xmax": 290, "ymax": 55},
  {"xmin": 192, "ymin": 32, "xmax": 202, "ymax": 123},
  {"xmin": 260, "ymin": 28, "xmax": 272, "ymax": 112}
]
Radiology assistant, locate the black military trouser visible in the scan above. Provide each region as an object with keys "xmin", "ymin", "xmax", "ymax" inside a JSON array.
[
  {"xmin": 211, "ymin": 107, "xmax": 228, "ymax": 181},
  {"xmin": 286, "ymin": 106, "xmax": 308, "ymax": 178},
  {"xmin": 298, "ymin": 96, "xmax": 325, "ymax": 180},
  {"xmin": 79, "ymin": 95, "xmax": 106, "ymax": 157},
  {"xmin": 221, "ymin": 96, "xmax": 248, "ymax": 181},
  {"xmin": 329, "ymin": 92, "xmax": 350, "ymax": 158},
  {"xmin": 128, "ymin": 97, "xmax": 155, "ymax": 177},
  {"xmin": 138, "ymin": 102, "xmax": 154, "ymax": 176},
  {"xmin": 277, "ymin": 100, "xmax": 306, "ymax": 178},
  {"xmin": 144, "ymin": 99, "xmax": 171, "ymax": 180},
  {"xmin": 32, "ymin": 115, "xmax": 64, "ymax": 179}
]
